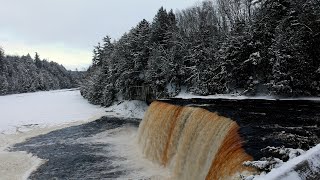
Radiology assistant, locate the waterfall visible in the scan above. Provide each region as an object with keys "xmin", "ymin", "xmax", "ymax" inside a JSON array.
[{"xmin": 137, "ymin": 101, "xmax": 255, "ymax": 180}]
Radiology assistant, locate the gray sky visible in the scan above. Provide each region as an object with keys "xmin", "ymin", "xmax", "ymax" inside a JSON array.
[{"xmin": 0, "ymin": 0, "xmax": 200, "ymax": 70}]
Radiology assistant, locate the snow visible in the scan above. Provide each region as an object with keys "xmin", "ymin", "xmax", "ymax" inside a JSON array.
[
  {"xmin": 176, "ymin": 91, "xmax": 272, "ymax": 100},
  {"xmin": 261, "ymin": 146, "xmax": 305, "ymax": 161},
  {"xmin": 253, "ymin": 144, "xmax": 320, "ymax": 180},
  {"xmin": 105, "ymin": 100, "xmax": 148, "ymax": 119},
  {"xmin": 244, "ymin": 158, "xmax": 284, "ymax": 171},
  {"xmin": 0, "ymin": 151, "xmax": 44, "ymax": 180},
  {"xmin": 175, "ymin": 89, "xmax": 320, "ymax": 101},
  {"xmin": 0, "ymin": 89, "xmax": 106, "ymax": 135}
]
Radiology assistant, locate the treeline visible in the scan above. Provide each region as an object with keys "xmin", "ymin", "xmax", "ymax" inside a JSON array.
[
  {"xmin": 0, "ymin": 48, "xmax": 83, "ymax": 95},
  {"xmin": 81, "ymin": 0, "xmax": 320, "ymax": 106}
]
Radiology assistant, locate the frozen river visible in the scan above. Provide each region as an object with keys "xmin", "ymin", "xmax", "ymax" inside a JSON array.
[{"xmin": 0, "ymin": 89, "xmax": 106, "ymax": 180}]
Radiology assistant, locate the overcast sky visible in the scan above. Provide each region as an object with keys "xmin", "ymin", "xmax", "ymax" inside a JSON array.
[{"xmin": 0, "ymin": 0, "xmax": 200, "ymax": 70}]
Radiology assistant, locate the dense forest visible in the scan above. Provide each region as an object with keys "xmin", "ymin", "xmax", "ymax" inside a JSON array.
[
  {"xmin": 0, "ymin": 48, "xmax": 83, "ymax": 95},
  {"xmin": 81, "ymin": 0, "xmax": 320, "ymax": 106}
]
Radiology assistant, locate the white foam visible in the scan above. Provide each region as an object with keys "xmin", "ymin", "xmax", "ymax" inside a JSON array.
[{"xmin": 79, "ymin": 126, "xmax": 171, "ymax": 179}]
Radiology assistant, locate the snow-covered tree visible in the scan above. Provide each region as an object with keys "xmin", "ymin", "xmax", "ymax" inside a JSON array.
[
  {"xmin": 81, "ymin": 0, "xmax": 320, "ymax": 106},
  {"xmin": 0, "ymin": 49, "xmax": 82, "ymax": 95}
]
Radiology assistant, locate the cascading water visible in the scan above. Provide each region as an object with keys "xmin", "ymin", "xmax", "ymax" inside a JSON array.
[{"xmin": 137, "ymin": 101, "xmax": 255, "ymax": 180}]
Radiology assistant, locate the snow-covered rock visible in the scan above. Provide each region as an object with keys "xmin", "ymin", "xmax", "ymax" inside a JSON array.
[
  {"xmin": 253, "ymin": 144, "xmax": 320, "ymax": 180},
  {"xmin": 105, "ymin": 100, "xmax": 148, "ymax": 119}
]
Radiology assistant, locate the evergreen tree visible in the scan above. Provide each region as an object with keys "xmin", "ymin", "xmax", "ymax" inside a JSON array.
[
  {"xmin": 150, "ymin": 7, "xmax": 170, "ymax": 47},
  {"xmin": 0, "ymin": 49, "xmax": 82, "ymax": 95},
  {"xmin": 0, "ymin": 75, "xmax": 9, "ymax": 95},
  {"xmin": 92, "ymin": 43, "xmax": 103, "ymax": 66},
  {"xmin": 80, "ymin": 0, "xmax": 320, "ymax": 106},
  {"xmin": 34, "ymin": 52, "xmax": 42, "ymax": 68}
]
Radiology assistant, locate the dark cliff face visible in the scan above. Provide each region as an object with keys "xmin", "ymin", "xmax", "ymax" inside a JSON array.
[{"xmin": 159, "ymin": 98, "xmax": 320, "ymax": 160}]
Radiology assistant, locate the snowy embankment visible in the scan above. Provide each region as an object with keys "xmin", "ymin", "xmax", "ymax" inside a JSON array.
[
  {"xmin": 0, "ymin": 89, "xmax": 107, "ymax": 180},
  {"xmin": 105, "ymin": 100, "xmax": 148, "ymax": 119},
  {"xmin": 0, "ymin": 89, "xmax": 107, "ymax": 135},
  {"xmin": 176, "ymin": 89, "xmax": 320, "ymax": 101},
  {"xmin": 251, "ymin": 144, "xmax": 320, "ymax": 180}
]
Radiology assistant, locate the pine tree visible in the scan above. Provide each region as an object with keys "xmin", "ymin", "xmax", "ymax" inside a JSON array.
[
  {"xmin": 0, "ymin": 49, "xmax": 81, "ymax": 95},
  {"xmin": 80, "ymin": 0, "xmax": 320, "ymax": 106},
  {"xmin": 0, "ymin": 47, "xmax": 5, "ymax": 74},
  {"xmin": 150, "ymin": 7, "xmax": 170, "ymax": 47},
  {"xmin": 0, "ymin": 75, "xmax": 9, "ymax": 95},
  {"xmin": 101, "ymin": 36, "xmax": 114, "ymax": 63},
  {"xmin": 34, "ymin": 52, "xmax": 42, "ymax": 68}
]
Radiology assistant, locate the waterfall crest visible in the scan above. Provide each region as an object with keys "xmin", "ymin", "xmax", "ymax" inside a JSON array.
[{"xmin": 137, "ymin": 101, "xmax": 255, "ymax": 179}]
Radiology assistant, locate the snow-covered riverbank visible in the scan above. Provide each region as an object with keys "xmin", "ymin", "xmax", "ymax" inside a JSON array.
[
  {"xmin": 176, "ymin": 89, "xmax": 320, "ymax": 101},
  {"xmin": 0, "ymin": 89, "xmax": 107, "ymax": 135},
  {"xmin": 0, "ymin": 89, "xmax": 107, "ymax": 180}
]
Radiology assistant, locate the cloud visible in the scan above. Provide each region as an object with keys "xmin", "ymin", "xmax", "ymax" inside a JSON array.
[
  {"xmin": 0, "ymin": 0, "xmax": 199, "ymax": 69},
  {"xmin": 1, "ymin": 39, "xmax": 91, "ymax": 70}
]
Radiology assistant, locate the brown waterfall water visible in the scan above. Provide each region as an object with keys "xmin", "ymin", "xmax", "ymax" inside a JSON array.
[{"xmin": 137, "ymin": 101, "xmax": 255, "ymax": 180}]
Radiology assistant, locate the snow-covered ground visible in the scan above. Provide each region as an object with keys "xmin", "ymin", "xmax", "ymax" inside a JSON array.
[
  {"xmin": 176, "ymin": 89, "xmax": 320, "ymax": 101},
  {"xmin": 0, "ymin": 89, "xmax": 107, "ymax": 135},
  {"xmin": 105, "ymin": 100, "xmax": 148, "ymax": 119},
  {"xmin": 251, "ymin": 144, "xmax": 320, "ymax": 180}
]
